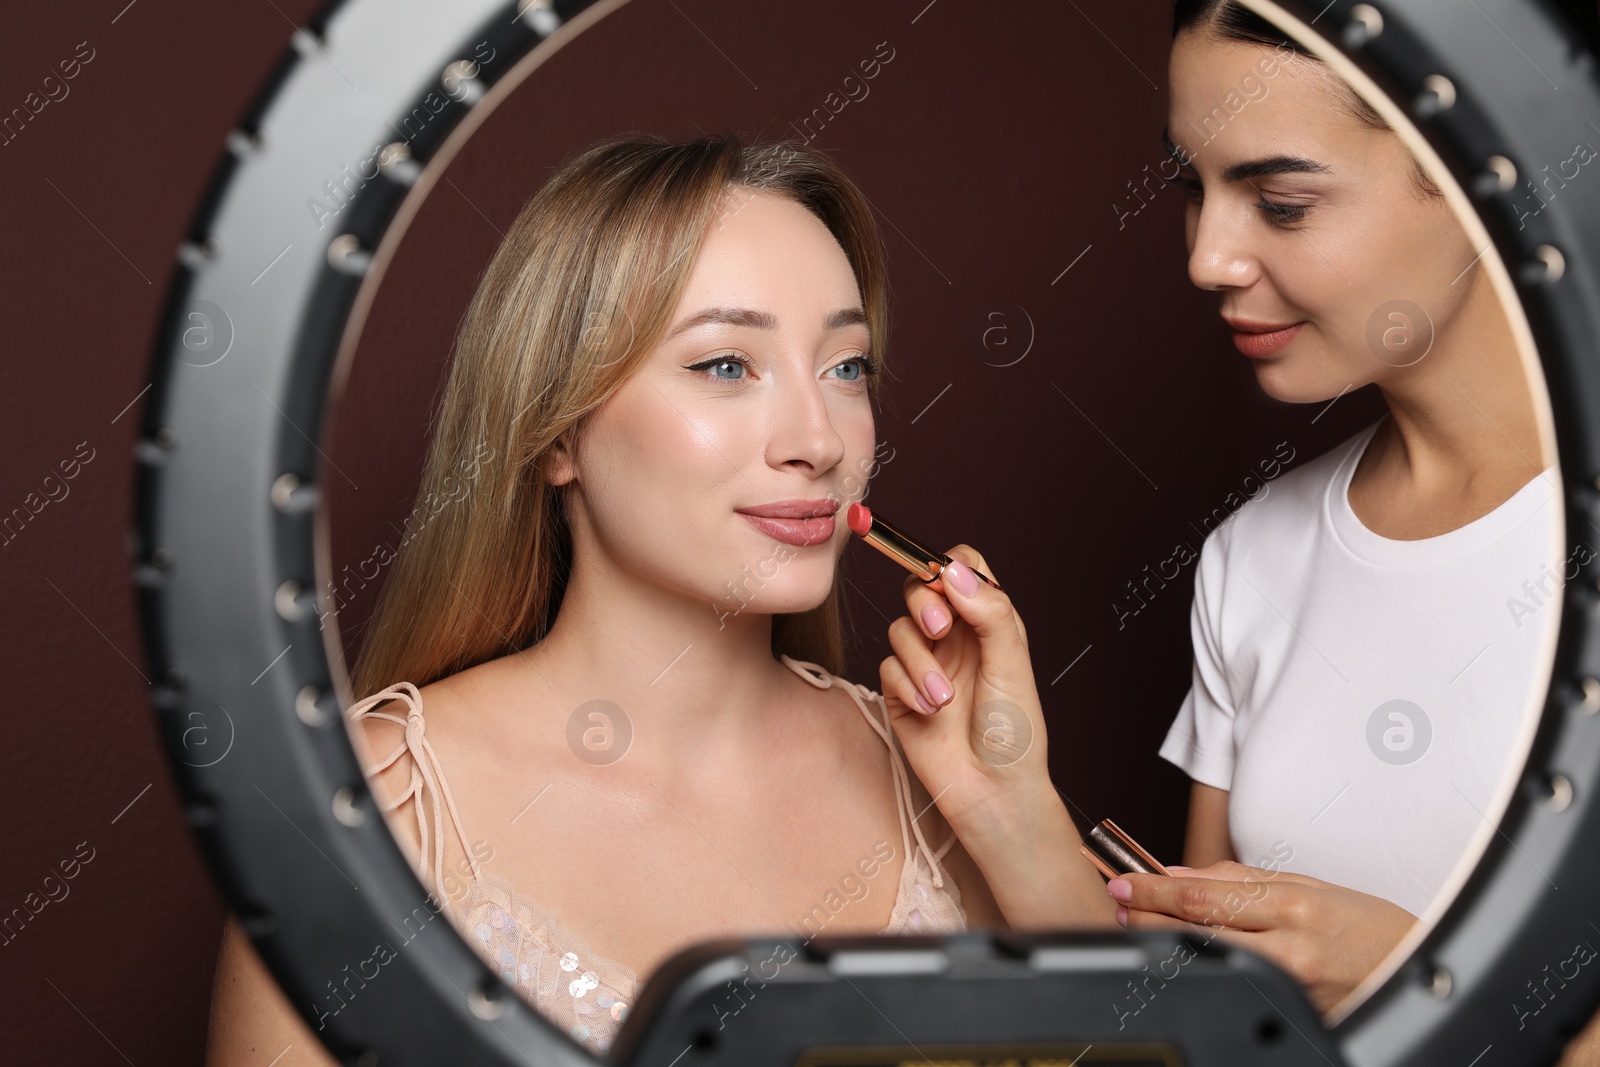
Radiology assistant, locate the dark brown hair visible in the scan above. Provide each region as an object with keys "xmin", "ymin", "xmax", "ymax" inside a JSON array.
[{"xmin": 1172, "ymin": 0, "xmax": 1441, "ymax": 197}]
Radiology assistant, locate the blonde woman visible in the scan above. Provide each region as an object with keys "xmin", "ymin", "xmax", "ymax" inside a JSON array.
[{"xmin": 207, "ymin": 134, "xmax": 1119, "ymax": 1062}]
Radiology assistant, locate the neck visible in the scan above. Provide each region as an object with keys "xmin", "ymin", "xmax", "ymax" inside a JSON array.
[
  {"xmin": 1368, "ymin": 266, "xmax": 1552, "ymax": 483},
  {"xmin": 525, "ymin": 543, "xmax": 802, "ymax": 770}
]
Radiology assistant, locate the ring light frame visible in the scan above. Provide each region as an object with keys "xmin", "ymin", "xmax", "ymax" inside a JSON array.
[{"xmin": 132, "ymin": 0, "xmax": 1600, "ymax": 1064}]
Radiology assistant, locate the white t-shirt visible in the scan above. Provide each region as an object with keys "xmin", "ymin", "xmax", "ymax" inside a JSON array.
[{"xmin": 1158, "ymin": 417, "xmax": 1559, "ymax": 917}]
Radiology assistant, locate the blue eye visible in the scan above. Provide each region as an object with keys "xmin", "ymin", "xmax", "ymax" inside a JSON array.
[
  {"xmin": 832, "ymin": 354, "xmax": 879, "ymax": 382},
  {"xmin": 686, "ymin": 353, "xmax": 752, "ymax": 381}
]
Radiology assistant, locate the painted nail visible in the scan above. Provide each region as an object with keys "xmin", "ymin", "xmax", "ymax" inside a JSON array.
[
  {"xmin": 923, "ymin": 670, "xmax": 953, "ymax": 706},
  {"xmin": 1106, "ymin": 878, "xmax": 1132, "ymax": 902},
  {"xmin": 1115, "ymin": 905, "xmax": 1128, "ymax": 928},
  {"xmin": 920, "ymin": 602, "xmax": 950, "ymax": 635},
  {"xmin": 913, "ymin": 690, "xmax": 939, "ymax": 715},
  {"xmin": 943, "ymin": 559, "xmax": 979, "ymax": 597}
]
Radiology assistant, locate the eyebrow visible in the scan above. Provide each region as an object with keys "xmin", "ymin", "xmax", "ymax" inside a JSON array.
[
  {"xmin": 667, "ymin": 306, "xmax": 868, "ymax": 337},
  {"xmin": 1160, "ymin": 129, "xmax": 1331, "ymax": 183}
]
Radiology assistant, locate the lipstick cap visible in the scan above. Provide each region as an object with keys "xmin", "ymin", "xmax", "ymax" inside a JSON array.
[{"xmin": 1078, "ymin": 819, "xmax": 1172, "ymax": 880}]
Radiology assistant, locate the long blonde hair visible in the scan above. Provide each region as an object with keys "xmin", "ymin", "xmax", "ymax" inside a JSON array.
[{"xmin": 349, "ymin": 134, "xmax": 891, "ymax": 699}]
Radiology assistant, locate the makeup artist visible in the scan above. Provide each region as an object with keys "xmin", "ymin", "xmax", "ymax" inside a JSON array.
[{"xmin": 1072, "ymin": 0, "xmax": 1556, "ymax": 1020}]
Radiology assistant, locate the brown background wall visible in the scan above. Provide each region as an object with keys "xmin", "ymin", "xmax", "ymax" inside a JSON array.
[{"xmin": 1, "ymin": 1, "xmax": 1384, "ymax": 1062}]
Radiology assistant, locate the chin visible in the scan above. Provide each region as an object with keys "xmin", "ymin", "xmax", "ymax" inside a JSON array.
[
  {"xmin": 1251, "ymin": 360, "xmax": 1347, "ymax": 406},
  {"xmin": 765, "ymin": 597, "xmax": 834, "ymax": 620},
  {"xmin": 707, "ymin": 552, "xmax": 837, "ymax": 619},
  {"xmin": 759, "ymin": 572, "xmax": 838, "ymax": 614}
]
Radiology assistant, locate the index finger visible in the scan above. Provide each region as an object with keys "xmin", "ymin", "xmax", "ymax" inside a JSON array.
[
  {"xmin": 1111, "ymin": 871, "xmax": 1284, "ymax": 933},
  {"xmin": 905, "ymin": 545, "xmax": 999, "ymax": 638},
  {"xmin": 1180, "ymin": 860, "xmax": 1322, "ymax": 889}
]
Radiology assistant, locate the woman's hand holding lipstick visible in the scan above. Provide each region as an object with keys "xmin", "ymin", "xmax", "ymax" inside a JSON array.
[
  {"xmin": 1110, "ymin": 861, "xmax": 1417, "ymax": 1013},
  {"xmin": 878, "ymin": 543, "xmax": 1056, "ymax": 834},
  {"xmin": 861, "ymin": 521, "xmax": 1120, "ymax": 930}
]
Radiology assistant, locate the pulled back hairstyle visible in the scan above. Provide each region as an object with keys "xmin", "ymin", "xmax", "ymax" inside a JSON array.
[
  {"xmin": 1172, "ymin": 0, "xmax": 1441, "ymax": 198},
  {"xmin": 349, "ymin": 134, "xmax": 890, "ymax": 699}
]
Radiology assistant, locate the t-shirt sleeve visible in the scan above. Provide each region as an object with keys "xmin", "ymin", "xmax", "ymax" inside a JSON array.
[{"xmin": 1158, "ymin": 521, "xmax": 1237, "ymax": 790}]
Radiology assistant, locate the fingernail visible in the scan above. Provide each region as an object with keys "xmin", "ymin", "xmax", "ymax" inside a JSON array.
[
  {"xmin": 1106, "ymin": 878, "xmax": 1132, "ymax": 902},
  {"xmin": 1167, "ymin": 865, "xmax": 1192, "ymax": 871},
  {"xmin": 920, "ymin": 602, "xmax": 950, "ymax": 635},
  {"xmin": 913, "ymin": 690, "xmax": 939, "ymax": 715},
  {"xmin": 1115, "ymin": 905, "xmax": 1128, "ymax": 928},
  {"xmin": 923, "ymin": 670, "xmax": 953, "ymax": 706},
  {"xmin": 944, "ymin": 559, "xmax": 978, "ymax": 597}
]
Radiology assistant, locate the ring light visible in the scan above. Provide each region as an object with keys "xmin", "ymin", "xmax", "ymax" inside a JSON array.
[{"xmin": 135, "ymin": 1, "xmax": 1600, "ymax": 1063}]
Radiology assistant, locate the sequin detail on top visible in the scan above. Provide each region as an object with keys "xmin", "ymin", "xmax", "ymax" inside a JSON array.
[
  {"xmin": 466, "ymin": 869, "xmax": 638, "ymax": 1052},
  {"xmin": 344, "ymin": 655, "xmax": 966, "ymax": 1056}
]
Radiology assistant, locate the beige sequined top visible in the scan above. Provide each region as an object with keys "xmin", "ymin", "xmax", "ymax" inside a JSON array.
[{"xmin": 345, "ymin": 653, "xmax": 968, "ymax": 1056}]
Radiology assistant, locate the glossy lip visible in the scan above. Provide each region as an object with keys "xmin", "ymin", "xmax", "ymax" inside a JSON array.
[
  {"xmin": 734, "ymin": 498, "xmax": 840, "ymax": 519},
  {"xmin": 1223, "ymin": 316, "xmax": 1302, "ymax": 334},
  {"xmin": 1224, "ymin": 316, "xmax": 1306, "ymax": 359},
  {"xmin": 735, "ymin": 498, "xmax": 840, "ymax": 548}
]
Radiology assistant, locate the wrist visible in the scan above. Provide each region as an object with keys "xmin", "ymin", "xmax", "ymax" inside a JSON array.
[
  {"xmin": 954, "ymin": 782, "xmax": 1121, "ymax": 930},
  {"xmin": 952, "ymin": 778, "xmax": 1071, "ymax": 854}
]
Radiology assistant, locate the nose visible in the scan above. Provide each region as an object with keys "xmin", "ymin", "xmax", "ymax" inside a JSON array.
[
  {"xmin": 1187, "ymin": 199, "xmax": 1261, "ymax": 292},
  {"xmin": 768, "ymin": 367, "xmax": 847, "ymax": 476}
]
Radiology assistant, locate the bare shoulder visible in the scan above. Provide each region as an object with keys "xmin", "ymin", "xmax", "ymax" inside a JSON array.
[
  {"xmin": 207, "ymin": 912, "xmax": 339, "ymax": 1067},
  {"xmin": 343, "ymin": 658, "xmax": 526, "ymax": 863},
  {"xmin": 789, "ymin": 664, "xmax": 900, "ymax": 766},
  {"xmin": 345, "ymin": 677, "xmax": 456, "ymax": 866}
]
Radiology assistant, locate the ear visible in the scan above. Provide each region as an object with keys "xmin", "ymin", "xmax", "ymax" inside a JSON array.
[{"xmin": 542, "ymin": 434, "xmax": 576, "ymax": 486}]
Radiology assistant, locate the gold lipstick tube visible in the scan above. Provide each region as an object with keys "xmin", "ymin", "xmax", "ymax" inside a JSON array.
[
  {"xmin": 1078, "ymin": 819, "xmax": 1172, "ymax": 880},
  {"xmin": 859, "ymin": 509, "xmax": 1003, "ymax": 591}
]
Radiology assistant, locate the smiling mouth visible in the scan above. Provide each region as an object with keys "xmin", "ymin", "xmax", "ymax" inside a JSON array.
[{"xmin": 1227, "ymin": 320, "xmax": 1305, "ymax": 359}]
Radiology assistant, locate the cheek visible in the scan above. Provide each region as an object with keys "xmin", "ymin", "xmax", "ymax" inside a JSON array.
[
  {"xmin": 835, "ymin": 401, "xmax": 876, "ymax": 460},
  {"xmin": 828, "ymin": 402, "xmax": 878, "ymax": 512},
  {"xmin": 578, "ymin": 387, "xmax": 759, "ymax": 565},
  {"xmin": 1377, "ymin": 204, "xmax": 1475, "ymax": 325},
  {"xmin": 594, "ymin": 395, "xmax": 735, "ymax": 515},
  {"xmin": 1314, "ymin": 190, "xmax": 1463, "ymax": 325},
  {"xmin": 1264, "ymin": 221, "xmax": 1388, "ymax": 365},
  {"xmin": 1268, "ymin": 234, "xmax": 1349, "ymax": 311}
]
